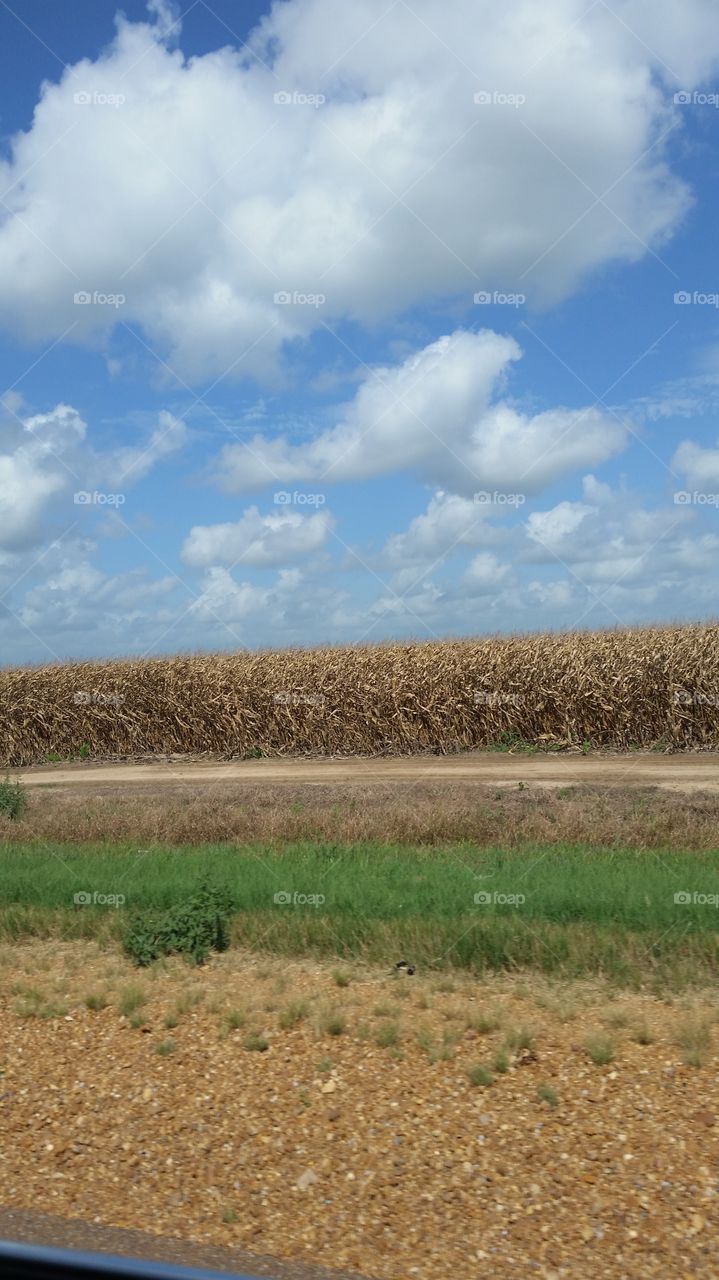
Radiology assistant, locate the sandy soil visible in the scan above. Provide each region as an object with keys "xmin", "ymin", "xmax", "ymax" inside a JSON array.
[{"xmin": 12, "ymin": 751, "xmax": 719, "ymax": 793}]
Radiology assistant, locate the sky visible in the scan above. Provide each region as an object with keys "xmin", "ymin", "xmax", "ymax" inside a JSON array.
[{"xmin": 1, "ymin": 0, "xmax": 719, "ymax": 666}]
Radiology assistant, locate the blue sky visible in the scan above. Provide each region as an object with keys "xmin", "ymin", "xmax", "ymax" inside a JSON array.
[{"xmin": 1, "ymin": 0, "xmax": 719, "ymax": 665}]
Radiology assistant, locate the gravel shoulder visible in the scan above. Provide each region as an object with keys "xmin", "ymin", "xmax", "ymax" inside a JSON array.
[{"xmin": 1, "ymin": 944, "xmax": 718, "ymax": 1280}]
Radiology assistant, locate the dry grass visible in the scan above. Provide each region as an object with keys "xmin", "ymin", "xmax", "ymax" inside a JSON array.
[
  {"xmin": 6, "ymin": 777, "xmax": 719, "ymax": 850},
  {"xmin": 2, "ymin": 622, "xmax": 719, "ymax": 765}
]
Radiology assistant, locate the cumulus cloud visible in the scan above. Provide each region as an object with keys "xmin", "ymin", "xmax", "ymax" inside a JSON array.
[
  {"xmin": 380, "ymin": 491, "xmax": 501, "ymax": 567},
  {"xmin": 181, "ymin": 505, "xmax": 335, "ymax": 568},
  {"xmin": 0, "ymin": 401, "xmax": 188, "ymax": 554},
  {"xmin": 672, "ymin": 436, "xmax": 719, "ymax": 490},
  {"xmin": 523, "ymin": 483, "xmax": 718, "ymax": 587},
  {"xmin": 217, "ymin": 330, "xmax": 627, "ymax": 494},
  {"xmin": 0, "ymin": 0, "xmax": 716, "ymax": 378},
  {"xmin": 0, "ymin": 405, "xmax": 86, "ymax": 552}
]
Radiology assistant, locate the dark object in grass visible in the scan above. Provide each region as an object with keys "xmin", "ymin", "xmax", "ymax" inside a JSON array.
[
  {"xmin": 124, "ymin": 883, "xmax": 232, "ymax": 967},
  {"xmin": 396, "ymin": 959, "xmax": 415, "ymax": 975}
]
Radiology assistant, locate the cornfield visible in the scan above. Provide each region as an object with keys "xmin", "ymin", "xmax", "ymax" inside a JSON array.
[{"xmin": 1, "ymin": 623, "xmax": 719, "ymax": 766}]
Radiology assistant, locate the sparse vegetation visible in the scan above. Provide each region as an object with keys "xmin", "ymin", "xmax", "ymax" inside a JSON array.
[
  {"xmin": 467, "ymin": 1063, "xmax": 494, "ymax": 1087},
  {"xmin": 584, "ymin": 1032, "xmax": 616, "ymax": 1065},
  {"xmin": 319, "ymin": 1009, "xmax": 346, "ymax": 1037},
  {"xmin": 537, "ymin": 1083, "xmax": 559, "ymax": 1107},
  {"xmin": 375, "ymin": 1020, "xmax": 400, "ymax": 1048},
  {"xmin": 243, "ymin": 1032, "xmax": 269, "ymax": 1052},
  {"xmin": 674, "ymin": 1015, "xmax": 712, "ymax": 1066},
  {"xmin": 118, "ymin": 985, "xmax": 146, "ymax": 1018},
  {"xmin": 278, "ymin": 999, "xmax": 309, "ymax": 1029}
]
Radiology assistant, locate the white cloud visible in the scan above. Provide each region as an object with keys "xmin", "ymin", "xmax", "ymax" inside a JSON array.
[
  {"xmin": 181, "ymin": 505, "xmax": 335, "ymax": 568},
  {"xmin": 523, "ymin": 486, "xmax": 718, "ymax": 587},
  {"xmin": 108, "ymin": 411, "xmax": 189, "ymax": 483},
  {"xmin": 463, "ymin": 551, "xmax": 512, "ymax": 592},
  {"xmin": 0, "ymin": 0, "xmax": 716, "ymax": 378},
  {"xmin": 0, "ymin": 401, "xmax": 188, "ymax": 555},
  {"xmin": 0, "ymin": 405, "xmax": 85, "ymax": 552},
  {"xmin": 380, "ymin": 491, "xmax": 501, "ymax": 567},
  {"xmin": 672, "ymin": 436, "xmax": 719, "ymax": 490},
  {"xmin": 146, "ymin": 0, "xmax": 182, "ymax": 42},
  {"xmin": 217, "ymin": 329, "xmax": 627, "ymax": 494},
  {"xmin": 526, "ymin": 500, "xmax": 596, "ymax": 556}
]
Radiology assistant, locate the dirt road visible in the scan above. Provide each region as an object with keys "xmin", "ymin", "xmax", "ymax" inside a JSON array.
[{"xmin": 12, "ymin": 751, "xmax": 719, "ymax": 792}]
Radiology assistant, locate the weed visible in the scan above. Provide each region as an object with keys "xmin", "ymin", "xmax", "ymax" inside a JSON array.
[
  {"xmin": 0, "ymin": 779, "xmax": 26, "ymax": 820},
  {"xmin": 467, "ymin": 1064, "xmax": 493, "ymax": 1087},
  {"xmin": 584, "ymin": 1032, "xmax": 615, "ymax": 1065},
  {"xmin": 243, "ymin": 1032, "xmax": 269, "ymax": 1052},
  {"xmin": 537, "ymin": 1083, "xmax": 558, "ymax": 1107},
  {"xmin": 279, "ymin": 999, "xmax": 309, "ymax": 1029},
  {"xmin": 375, "ymin": 1021, "xmax": 400, "ymax": 1048}
]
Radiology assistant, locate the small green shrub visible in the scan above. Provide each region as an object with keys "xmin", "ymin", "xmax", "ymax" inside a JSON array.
[
  {"xmin": 118, "ymin": 984, "xmax": 146, "ymax": 1017},
  {"xmin": 0, "ymin": 778, "xmax": 26, "ymax": 820},
  {"xmin": 243, "ymin": 1032, "xmax": 269, "ymax": 1052},
  {"xmin": 321, "ymin": 1011, "xmax": 346, "ymax": 1037},
  {"xmin": 279, "ymin": 999, "xmax": 308, "ymax": 1029},
  {"xmin": 124, "ymin": 883, "xmax": 232, "ymax": 967},
  {"xmin": 492, "ymin": 1048, "xmax": 510, "ymax": 1074},
  {"xmin": 584, "ymin": 1032, "xmax": 615, "ymax": 1065},
  {"xmin": 537, "ymin": 1083, "xmax": 558, "ymax": 1107},
  {"xmin": 375, "ymin": 1020, "xmax": 400, "ymax": 1048},
  {"xmin": 467, "ymin": 1064, "xmax": 493, "ymax": 1087}
]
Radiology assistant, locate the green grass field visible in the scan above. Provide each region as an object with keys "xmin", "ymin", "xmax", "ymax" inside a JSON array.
[{"xmin": 1, "ymin": 840, "xmax": 718, "ymax": 986}]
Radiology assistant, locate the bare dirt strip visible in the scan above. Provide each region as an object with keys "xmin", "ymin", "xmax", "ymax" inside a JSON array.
[{"xmin": 10, "ymin": 751, "xmax": 719, "ymax": 793}]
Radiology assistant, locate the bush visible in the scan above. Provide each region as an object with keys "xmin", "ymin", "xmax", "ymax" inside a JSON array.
[
  {"xmin": 0, "ymin": 778, "xmax": 26, "ymax": 820},
  {"xmin": 124, "ymin": 883, "xmax": 232, "ymax": 967}
]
